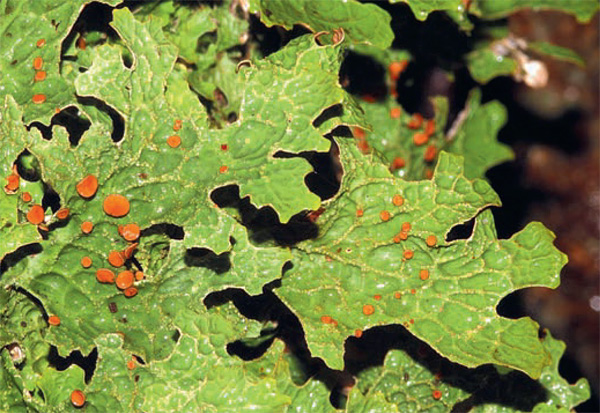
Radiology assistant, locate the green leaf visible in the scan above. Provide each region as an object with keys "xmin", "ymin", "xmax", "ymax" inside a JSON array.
[
  {"xmin": 346, "ymin": 329, "xmax": 589, "ymax": 412},
  {"xmin": 359, "ymin": 89, "xmax": 512, "ymax": 180},
  {"xmin": 445, "ymin": 89, "xmax": 514, "ymax": 179},
  {"xmin": 531, "ymin": 331, "xmax": 590, "ymax": 412},
  {"xmin": 0, "ymin": 287, "xmax": 85, "ymax": 412},
  {"xmin": 247, "ymin": 0, "xmax": 394, "ymax": 49},
  {"xmin": 0, "ymin": 0, "xmax": 121, "ymax": 124},
  {"xmin": 466, "ymin": 42, "xmax": 518, "ymax": 84},
  {"xmin": 528, "ymin": 41, "xmax": 585, "ymax": 67},
  {"xmin": 466, "ymin": 37, "xmax": 585, "ymax": 84},
  {"xmin": 472, "ymin": 0, "xmax": 599, "ymax": 23},
  {"xmin": 24, "ymin": 9, "xmax": 357, "ymax": 261},
  {"xmin": 0, "ymin": 96, "xmax": 41, "ymax": 261},
  {"xmin": 275, "ymin": 139, "xmax": 565, "ymax": 377},
  {"xmin": 133, "ymin": 0, "xmax": 249, "ymax": 124},
  {"xmin": 389, "ymin": 0, "xmax": 473, "ymax": 30}
]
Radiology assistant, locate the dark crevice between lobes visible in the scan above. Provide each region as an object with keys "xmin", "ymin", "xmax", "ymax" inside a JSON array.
[
  {"xmin": 0, "ymin": 245, "xmax": 43, "ymax": 278},
  {"xmin": 140, "ymin": 223, "xmax": 185, "ymax": 240},
  {"xmin": 60, "ymin": 1, "xmax": 119, "ymax": 69},
  {"xmin": 48, "ymin": 346, "xmax": 98, "ymax": 384},
  {"xmin": 13, "ymin": 286, "xmax": 49, "ymax": 322},
  {"xmin": 203, "ymin": 276, "xmax": 352, "ymax": 409},
  {"xmin": 312, "ymin": 104, "xmax": 343, "ymax": 129},
  {"xmin": 26, "ymin": 107, "xmax": 92, "ymax": 146},
  {"xmin": 210, "ymin": 185, "xmax": 319, "ymax": 246},
  {"xmin": 345, "ymin": 324, "xmax": 548, "ymax": 411},
  {"xmin": 185, "ymin": 248, "xmax": 231, "ymax": 274},
  {"xmin": 76, "ymin": 96, "xmax": 125, "ymax": 143},
  {"xmin": 445, "ymin": 216, "xmax": 476, "ymax": 242},
  {"xmin": 273, "ymin": 136, "xmax": 342, "ymax": 202}
]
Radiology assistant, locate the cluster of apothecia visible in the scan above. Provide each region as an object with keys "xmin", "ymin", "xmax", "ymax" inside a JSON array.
[
  {"xmin": 351, "ymin": 60, "xmax": 439, "ymax": 178},
  {"xmin": 73, "ymin": 175, "xmax": 143, "ymax": 299},
  {"xmin": 4, "ymin": 163, "xmax": 69, "ymax": 231},
  {"xmin": 32, "ymin": 39, "xmax": 47, "ymax": 104},
  {"xmin": 322, "ymin": 195, "xmax": 439, "ymax": 344},
  {"xmin": 168, "ymin": 119, "xmax": 229, "ymax": 174}
]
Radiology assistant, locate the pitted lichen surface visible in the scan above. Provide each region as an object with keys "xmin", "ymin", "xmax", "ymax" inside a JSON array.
[{"xmin": 0, "ymin": 0, "xmax": 592, "ymax": 411}]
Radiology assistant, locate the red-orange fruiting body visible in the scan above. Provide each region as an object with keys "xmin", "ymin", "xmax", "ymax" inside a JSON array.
[
  {"xmin": 5, "ymin": 173, "xmax": 19, "ymax": 192},
  {"xmin": 116, "ymin": 271, "xmax": 134, "ymax": 290},
  {"xmin": 424, "ymin": 145, "xmax": 437, "ymax": 162},
  {"xmin": 121, "ymin": 223, "xmax": 140, "ymax": 242},
  {"xmin": 81, "ymin": 257, "xmax": 92, "ymax": 268},
  {"xmin": 167, "ymin": 135, "xmax": 181, "ymax": 148},
  {"xmin": 362, "ymin": 304, "xmax": 375, "ymax": 316},
  {"xmin": 103, "ymin": 194, "xmax": 130, "ymax": 217},
  {"xmin": 81, "ymin": 221, "xmax": 93, "ymax": 234},
  {"xmin": 108, "ymin": 251, "xmax": 126, "ymax": 268},
  {"xmin": 32, "ymin": 94, "xmax": 46, "ymax": 104},
  {"xmin": 96, "ymin": 268, "xmax": 116, "ymax": 284},
  {"xmin": 33, "ymin": 57, "xmax": 43, "ymax": 70},
  {"xmin": 425, "ymin": 119, "xmax": 436, "ymax": 135},
  {"xmin": 352, "ymin": 127, "xmax": 366, "ymax": 139},
  {"xmin": 391, "ymin": 157, "xmax": 405, "ymax": 170},
  {"xmin": 407, "ymin": 113, "xmax": 423, "ymax": 129},
  {"xmin": 76, "ymin": 175, "xmax": 98, "ymax": 198},
  {"xmin": 388, "ymin": 61, "xmax": 407, "ymax": 80},
  {"xmin": 380, "ymin": 211, "xmax": 390, "ymax": 221},
  {"xmin": 55, "ymin": 208, "xmax": 69, "ymax": 220},
  {"xmin": 124, "ymin": 287, "xmax": 138, "ymax": 298},
  {"xmin": 34, "ymin": 71, "xmax": 46, "ymax": 82},
  {"xmin": 71, "ymin": 390, "xmax": 86, "ymax": 407},
  {"xmin": 48, "ymin": 315, "xmax": 61, "ymax": 326},
  {"xmin": 321, "ymin": 315, "xmax": 333, "ymax": 324},
  {"xmin": 413, "ymin": 132, "xmax": 428, "ymax": 146},
  {"xmin": 27, "ymin": 205, "xmax": 45, "ymax": 225}
]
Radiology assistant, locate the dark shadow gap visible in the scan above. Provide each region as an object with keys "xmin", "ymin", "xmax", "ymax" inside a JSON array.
[
  {"xmin": 496, "ymin": 290, "xmax": 526, "ymax": 320},
  {"xmin": 52, "ymin": 107, "xmax": 92, "ymax": 146},
  {"xmin": 13, "ymin": 286, "xmax": 49, "ymax": 321},
  {"xmin": 312, "ymin": 104, "xmax": 343, "ymax": 129},
  {"xmin": 185, "ymin": 247, "xmax": 231, "ymax": 274},
  {"xmin": 76, "ymin": 96, "xmax": 125, "ymax": 143},
  {"xmin": 210, "ymin": 185, "xmax": 319, "ymax": 246},
  {"xmin": 28, "ymin": 122, "xmax": 53, "ymax": 141},
  {"xmin": 60, "ymin": 1, "xmax": 119, "ymax": 65},
  {"xmin": 15, "ymin": 150, "xmax": 42, "ymax": 182},
  {"xmin": 27, "ymin": 107, "xmax": 92, "ymax": 147},
  {"xmin": 203, "ymin": 284, "xmax": 353, "ymax": 407},
  {"xmin": 48, "ymin": 346, "xmax": 98, "ymax": 384},
  {"xmin": 140, "ymin": 223, "xmax": 184, "ymax": 240},
  {"xmin": 0, "ymin": 244, "xmax": 43, "ymax": 279},
  {"xmin": 445, "ymin": 216, "xmax": 476, "ymax": 242},
  {"xmin": 41, "ymin": 183, "xmax": 61, "ymax": 213},
  {"xmin": 345, "ymin": 324, "xmax": 548, "ymax": 411}
]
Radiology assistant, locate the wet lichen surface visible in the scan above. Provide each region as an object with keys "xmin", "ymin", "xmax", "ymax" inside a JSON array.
[{"xmin": 0, "ymin": 0, "xmax": 597, "ymax": 411}]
